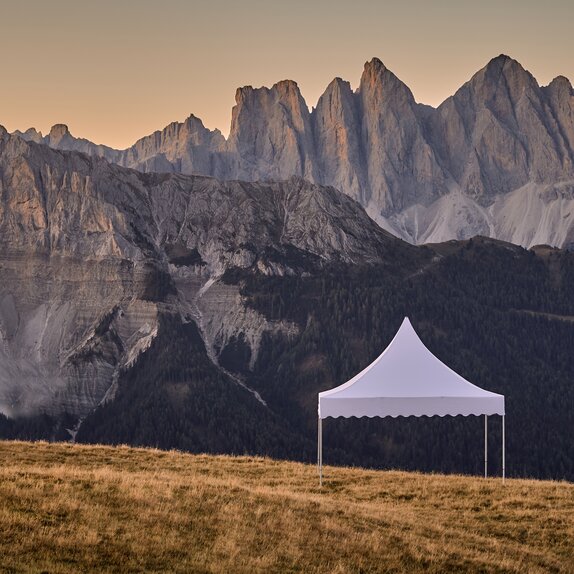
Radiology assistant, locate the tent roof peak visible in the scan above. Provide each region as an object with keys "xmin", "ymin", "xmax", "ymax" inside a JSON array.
[{"xmin": 318, "ymin": 317, "xmax": 505, "ymax": 419}]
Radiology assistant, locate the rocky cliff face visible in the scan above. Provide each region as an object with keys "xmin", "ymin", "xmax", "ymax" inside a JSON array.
[
  {"xmin": 358, "ymin": 59, "xmax": 448, "ymax": 215},
  {"xmin": 0, "ymin": 130, "xmax": 404, "ymax": 419},
  {"xmin": 431, "ymin": 56, "xmax": 574, "ymax": 199},
  {"xmin": 228, "ymin": 80, "xmax": 318, "ymax": 182},
  {"xmin": 13, "ymin": 55, "xmax": 574, "ymax": 248},
  {"xmin": 313, "ymin": 78, "xmax": 366, "ymax": 204},
  {"xmin": 119, "ymin": 115, "xmax": 229, "ymax": 176}
]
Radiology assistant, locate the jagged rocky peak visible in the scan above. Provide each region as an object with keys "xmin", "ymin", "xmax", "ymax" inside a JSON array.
[
  {"xmin": 185, "ymin": 113, "xmax": 204, "ymax": 125},
  {"xmin": 234, "ymin": 79, "xmax": 302, "ymax": 103},
  {"xmin": 115, "ymin": 112, "xmax": 229, "ymax": 177},
  {"xmin": 140, "ymin": 114, "xmax": 225, "ymax": 149},
  {"xmin": 185, "ymin": 113, "xmax": 224, "ymax": 137},
  {"xmin": 313, "ymin": 77, "xmax": 365, "ymax": 202},
  {"xmin": 231, "ymin": 79, "xmax": 310, "ymax": 131},
  {"xmin": 318, "ymin": 77, "xmax": 354, "ymax": 108},
  {"xmin": 359, "ymin": 57, "xmax": 416, "ymax": 103},
  {"xmin": 435, "ymin": 52, "xmax": 574, "ymax": 201},
  {"xmin": 13, "ymin": 127, "xmax": 44, "ymax": 143},
  {"xmin": 48, "ymin": 123, "xmax": 71, "ymax": 145},
  {"xmin": 269, "ymin": 78, "xmax": 301, "ymax": 95},
  {"xmin": 167, "ymin": 113, "xmax": 214, "ymax": 136},
  {"xmin": 314, "ymin": 77, "xmax": 357, "ymax": 134},
  {"xmin": 24, "ymin": 127, "xmax": 42, "ymax": 137},
  {"xmin": 444, "ymin": 55, "xmax": 534, "ymax": 108},
  {"xmin": 330, "ymin": 76, "xmax": 351, "ymax": 90},
  {"xmin": 229, "ymin": 79, "xmax": 316, "ymax": 181},
  {"xmin": 543, "ymin": 75, "xmax": 574, "ymax": 171},
  {"xmin": 545, "ymin": 75, "xmax": 573, "ymax": 96},
  {"xmin": 459, "ymin": 54, "xmax": 540, "ymax": 110},
  {"xmin": 7, "ymin": 55, "xmax": 574, "ymax": 249},
  {"xmin": 357, "ymin": 57, "xmax": 448, "ymax": 214},
  {"xmin": 361, "ymin": 56, "xmax": 388, "ymax": 78},
  {"xmin": 483, "ymin": 53, "xmax": 523, "ymax": 73}
]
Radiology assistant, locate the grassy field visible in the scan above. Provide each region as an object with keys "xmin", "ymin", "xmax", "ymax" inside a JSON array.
[{"xmin": 0, "ymin": 441, "xmax": 573, "ymax": 573}]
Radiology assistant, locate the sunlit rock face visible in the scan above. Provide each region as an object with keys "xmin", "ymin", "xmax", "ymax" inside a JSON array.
[
  {"xmin": 429, "ymin": 56, "xmax": 574, "ymax": 199},
  {"xmin": 14, "ymin": 55, "xmax": 574, "ymax": 248},
  {"xmin": 0, "ymin": 131, "xmax": 402, "ymax": 418},
  {"xmin": 228, "ymin": 80, "xmax": 318, "ymax": 182},
  {"xmin": 355, "ymin": 58, "xmax": 448, "ymax": 215}
]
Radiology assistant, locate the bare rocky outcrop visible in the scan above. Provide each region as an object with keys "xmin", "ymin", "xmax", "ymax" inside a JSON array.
[
  {"xmin": 119, "ymin": 115, "xmax": 229, "ymax": 176},
  {"xmin": 12, "ymin": 55, "xmax": 574, "ymax": 247},
  {"xmin": 228, "ymin": 80, "xmax": 318, "ymax": 182},
  {"xmin": 357, "ymin": 58, "xmax": 448, "ymax": 215},
  {"xmin": 0, "ymin": 132, "xmax": 402, "ymax": 418},
  {"xmin": 313, "ymin": 78, "xmax": 366, "ymax": 204},
  {"xmin": 430, "ymin": 56, "xmax": 574, "ymax": 199},
  {"xmin": 13, "ymin": 123, "xmax": 123, "ymax": 163}
]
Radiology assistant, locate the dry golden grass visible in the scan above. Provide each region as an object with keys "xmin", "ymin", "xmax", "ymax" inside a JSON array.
[{"xmin": 0, "ymin": 441, "xmax": 573, "ymax": 573}]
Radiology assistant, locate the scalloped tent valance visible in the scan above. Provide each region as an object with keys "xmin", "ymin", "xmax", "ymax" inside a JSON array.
[{"xmin": 317, "ymin": 318, "xmax": 505, "ymax": 484}]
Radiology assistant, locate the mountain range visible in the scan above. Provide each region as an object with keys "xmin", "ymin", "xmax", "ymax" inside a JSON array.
[
  {"xmin": 3, "ymin": 56, "xmax": 574, "ymax": 480},
  {"xmin": 14, "ymin": 55, "xmax": 574, "ymax": 248}
]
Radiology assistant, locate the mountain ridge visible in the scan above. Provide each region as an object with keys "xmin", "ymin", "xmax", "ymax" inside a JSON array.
[{"xmin": 9, "ymin": 54, "xmax": 574, "ymax": 248}]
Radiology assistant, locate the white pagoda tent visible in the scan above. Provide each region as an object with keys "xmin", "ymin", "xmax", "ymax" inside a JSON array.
[{"xmin": 317, "ymin": 318, "xmax": 505, "ymax": 484}]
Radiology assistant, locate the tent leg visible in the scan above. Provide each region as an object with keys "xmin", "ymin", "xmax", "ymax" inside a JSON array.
[
  {"xmin": 502, "ymin": 415, "xmax": 506, "ymax": 484},
  {"xmin": 317, "ymin": 417, "xmax": 321, "ymax": 480},
  {"xmin": 484, "ymin": 415, "xmax": 488, "ymax": 479},
  {"xmin": 319, "ymin": 416, "xmax": 323, "ymax": 487}
]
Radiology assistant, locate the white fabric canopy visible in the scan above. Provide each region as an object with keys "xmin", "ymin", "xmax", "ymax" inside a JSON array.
[
  {"xmin": 316, "ymin": 318, "xmax": 506, "ymax": 484},
  {"xmin": 319, "ymin": 317, "xmax": 505, "ymax": 419}
]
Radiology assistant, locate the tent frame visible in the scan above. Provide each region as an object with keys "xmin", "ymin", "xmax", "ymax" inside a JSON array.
[
  {"xmin": 318, "ymin": 413, "xmax": 505, "ymax": 486},
  {"xmin": 317, "ymin": 318, "xmax": 506, "ymax": 486}
]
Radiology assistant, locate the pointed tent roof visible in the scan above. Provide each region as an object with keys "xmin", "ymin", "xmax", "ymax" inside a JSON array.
[{"xmin": 318, "ymin": 318, "xmax": 504, "ymax": 419}]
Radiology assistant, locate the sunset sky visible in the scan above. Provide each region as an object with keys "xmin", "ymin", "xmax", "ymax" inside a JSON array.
[{"xmin": 1, "ymin": 0, "xmax": 573, "ymax": 149}]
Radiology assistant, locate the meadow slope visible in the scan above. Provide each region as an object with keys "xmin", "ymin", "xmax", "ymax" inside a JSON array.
[{"xmin": 0, "ymin": 441, "xmax": 573, "ymax": 573}]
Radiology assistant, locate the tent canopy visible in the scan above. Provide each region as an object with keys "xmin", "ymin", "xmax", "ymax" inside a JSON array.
[{"xmin": 318, "ymin": 318, "xmax": 504, "ymax": 419}]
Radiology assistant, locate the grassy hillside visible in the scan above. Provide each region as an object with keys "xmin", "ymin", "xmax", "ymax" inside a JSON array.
[{"xmin": 1, "ymin": 442, "xmax": 573, "ymax": 573}]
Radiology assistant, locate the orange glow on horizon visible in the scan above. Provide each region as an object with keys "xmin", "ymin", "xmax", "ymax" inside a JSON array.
[{"xmin": 1, "ymin": 0, "xmax": 572, "ymax": 149}]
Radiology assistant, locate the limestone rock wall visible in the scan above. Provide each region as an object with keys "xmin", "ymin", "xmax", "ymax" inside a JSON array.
[{"xmin": 14, "ymin": 55, "xmax": 574, "ymax": 248}]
